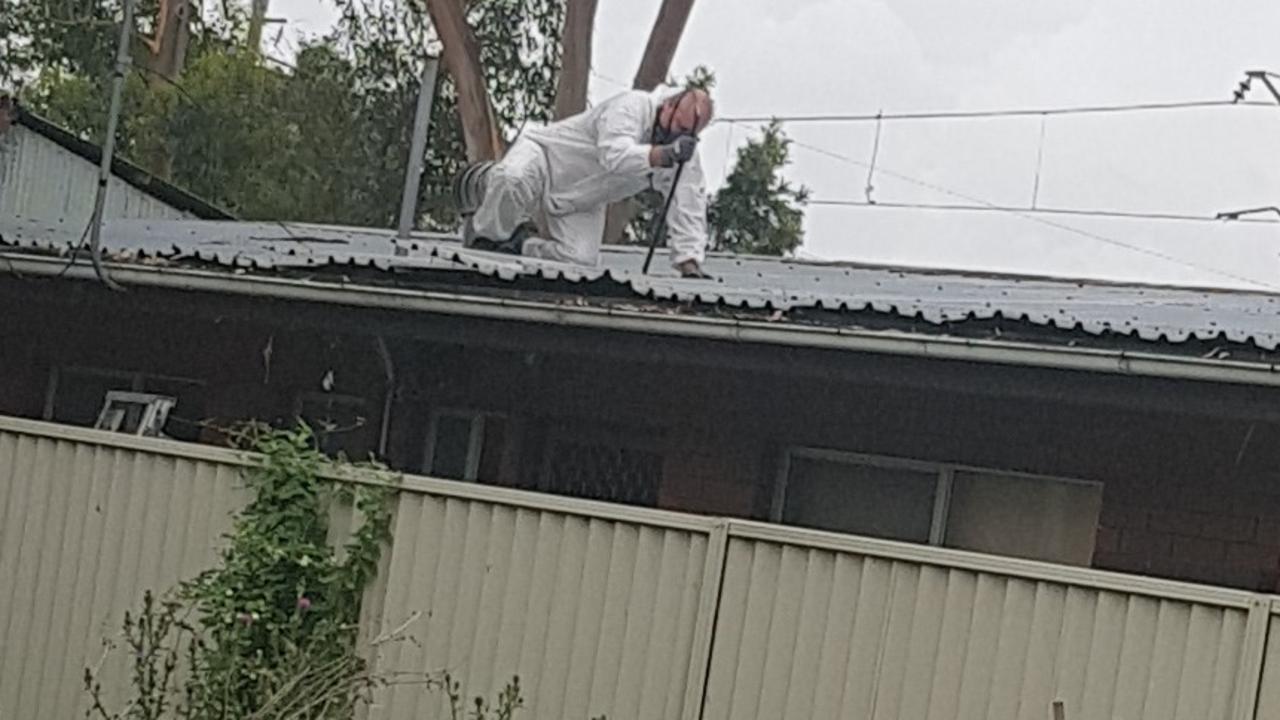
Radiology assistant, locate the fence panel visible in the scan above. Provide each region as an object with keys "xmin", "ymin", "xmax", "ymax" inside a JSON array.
[
  {"xmin": 701, "ymin": 522, "xmax": 1266, "ymax": 720},
  {"xmin": 0, "ymin": 422, "xmax": 248, "ymax": 718},
  {"xmin": 1, "ymin": 416, "xmax": 1277, "ymax": 720},
  {"xmin": 1255, "ymin": 602, "xmax": 1280, "ymax": 720},
  {"xmin": 365, "ymin": 482, "xmax": 719, "ymax": 720}
]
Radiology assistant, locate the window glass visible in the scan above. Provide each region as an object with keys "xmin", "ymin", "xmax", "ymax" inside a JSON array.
[
  {"xmin": 945, "ymin": 471, "xmax": 1102, "ymax": 565},
  {"xmin": 783, "ymin": 457, "xmax": 937, "ymax": 542},
  {"xmin": 53, "ymin": 370, "xmax": 133, "ymax": 425},
  {"xmin": 429, "ymin": 414, "xmax": 475, "ymax": 480}
]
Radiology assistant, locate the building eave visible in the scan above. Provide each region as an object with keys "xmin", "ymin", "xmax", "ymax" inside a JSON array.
[{"xmin": 5, "ymin": 252, "xmax": 1280, "ymax": 388}]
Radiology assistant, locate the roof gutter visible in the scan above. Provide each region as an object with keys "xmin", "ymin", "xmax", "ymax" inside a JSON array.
[{"xmin": 6, "ymin": 253, "xmax": 1280, "ymax": 388}]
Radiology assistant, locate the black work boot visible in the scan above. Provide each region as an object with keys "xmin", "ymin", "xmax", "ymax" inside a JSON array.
[{"xmin": 469, "ymin": 222, "xmax": 537, "ymax": 256}]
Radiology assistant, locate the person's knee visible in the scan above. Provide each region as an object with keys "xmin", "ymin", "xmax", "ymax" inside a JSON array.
[
  {"xmin": 557, "ymin": 239, "xmax": 599, "ymax": 266},
  {"xmin": 483, "ymin": 163, "xmax": 518, "ymax": 194},
  {"xmin": 493, "ymin": 152, "xmax": 543, "ymax": 192},
  {"xmin": 522, "ymin": 235, "xmax": 597, "ymax": 266}
]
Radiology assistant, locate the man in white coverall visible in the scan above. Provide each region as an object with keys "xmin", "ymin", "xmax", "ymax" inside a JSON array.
[{"xmin": 461, "ymin": 87, "xmax": 714, "ymax": 278}]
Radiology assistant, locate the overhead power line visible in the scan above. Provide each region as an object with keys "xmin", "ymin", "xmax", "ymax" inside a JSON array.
[
  {"xmin": 808, "ymin": 199, "xmax": 1280, "ymax": 225},
  {"xmin": 790, "ymin": 139, "xmax": 1280, "ymax": 291},
  {"xmin": 718, "ymin": 99, "xmax": 1274, "ymax": 125}
]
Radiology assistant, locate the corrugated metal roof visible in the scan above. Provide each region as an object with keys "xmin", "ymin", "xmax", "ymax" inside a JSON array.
[
  {"xmin": 3, "ymin": 216, "xmax": 1280, "ymax": 352},
  {"xmin": 0, "ymin": 106, "xmax": 233, "ymax": 221},
  {"xmin": 0, "ymin": 124, "xmax": 197, "ymax": 224}
]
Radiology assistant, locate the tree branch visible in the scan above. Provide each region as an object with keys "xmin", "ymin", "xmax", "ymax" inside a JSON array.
[
  {"xmin": 633, "ymin": 0, "xmax": 696, "ymax": 91},
  {"xmin": 553, "ymin": 0, "xmax": 597, "ymax": 120},
  {"xmin": 423, "ymin": 0, "xmax": 504, "ymax": 162}
]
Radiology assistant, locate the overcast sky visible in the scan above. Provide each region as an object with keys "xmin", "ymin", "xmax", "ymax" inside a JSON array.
[{"xmin": 269, "ymin": 0, "xmax": 1279, "ymax": 289}]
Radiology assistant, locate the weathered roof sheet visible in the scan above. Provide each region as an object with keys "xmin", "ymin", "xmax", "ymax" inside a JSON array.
[
  {"xmin": 3, "ymin": 216, "xmax": 1280, "ymax": 352},
  {"xmin": 1, "ymin": 102, "xmax": 234, "ymax": 221}
]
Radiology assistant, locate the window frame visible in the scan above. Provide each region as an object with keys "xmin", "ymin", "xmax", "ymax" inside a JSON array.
[
  {"xmin": 772, "ymin": 446, "xmax": 1101, "ymax": 547},
  {"xmin": 43, "ymin": 365, "xmax": 204, "ymax": 422},
  {"xmin": 422, "ymin": 408, "xmax": 506, "ymax": 482}
]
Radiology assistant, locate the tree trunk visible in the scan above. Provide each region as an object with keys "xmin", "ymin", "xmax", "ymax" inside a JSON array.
[
  {"xmin": 142, "ymin": 0, "xmax": 191, "ymax": 178},
  {"xmin": 553, "ymin": 0, "xmax": 598, "ymax": 120},
  {"xmin": 633, "ymin": 0, "xmax": 696, "ymax": 91},
  {"xmin": 424, "ymin": 0, "xmax": 505, "ymax": 162},
  {"xmin": 604, "ymin": 0, "xmax": 697, "ymax": 244},
  {"xmin": 148, "ymin": 0, "xmax": 190, "ymax": 84}
]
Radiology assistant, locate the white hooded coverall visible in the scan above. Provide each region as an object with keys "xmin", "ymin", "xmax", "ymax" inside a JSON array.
[{"xmin": 469, "ymin": 89, "xmax": 709, "ymax": 269}]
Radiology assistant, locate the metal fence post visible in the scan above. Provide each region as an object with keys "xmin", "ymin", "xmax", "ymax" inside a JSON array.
[
  {"xmin": 682, "ymin": 520, "xmax": 730, "ymax": 720},
  {"xmin": 396, "ymin": 57, "xmax": 441, "ymax": 242},
  {"xmin": 1237, "ymin": 596, "xmax": 1273, "ymax": 720}
]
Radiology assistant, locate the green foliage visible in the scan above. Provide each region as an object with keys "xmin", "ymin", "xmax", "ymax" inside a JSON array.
[
  {"xmin": 178, "ymin": 423, "xmax": 394, "ymax": 716},
  {"xmin": 85, "ymin": 424, "xmax": 397, "ymax": 718},
  {"xmin": 5, "ymin": 0, "xmax": 564, "ymax": 229},
  {"xmin": 325, "ymin": 0, "xmax": 565, "ymax": 228},
  {"xmin": 683, "ymin": 65, "xmax": 716, "ymax": 92},
  {"xmin": 439, "ymin": 673, "xmax": 525, "ymax": 720},
  {"xmin": 1, "ymin": 0, "xmax": 245, "ymax": 85},
  {"xmin": 83, "ymin": 424, "xmax": 601, "ymax": 719},
  {"xmin": 85, "ymin": 598, "xmax": 532, "ymax": 719},
  {"xmin": 84, "ymin": 590, "xmax": 189, "ymax": 720},
  {"xmin": 709, "ymin": 120, "xmax": 810, "ymax": 256}
]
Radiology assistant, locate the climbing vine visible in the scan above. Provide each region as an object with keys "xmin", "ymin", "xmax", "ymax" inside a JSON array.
[
  {"xmin": 179, "ymin": 423, "xmax": 395, "ymax": 717},
  {"xmin": 85, "ymin": 423, "xmax": 402, "ymax": 718},
  {"xmin": 83, "ymin": 424, "xmax": 593, "ymax": 719}
]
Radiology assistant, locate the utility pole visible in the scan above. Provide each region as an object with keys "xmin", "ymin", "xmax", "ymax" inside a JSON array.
[
  {"xmin": 246, "ymin": 0, "xmax": 285, "ymax": 54},
  {"xmin": 1233, "ymin": 70, "xmax": 1280, "ymax": 106},
  {"xmin": 247, "ymin": 0, "xmax": 269, "ymax": 53},
  {"xmin": 87, "ymin": 0, "xmax": 135, "ymax": 291},
  {"xmin": 396, "ymin": 57, "xmax": 441, "ymax": 242}
]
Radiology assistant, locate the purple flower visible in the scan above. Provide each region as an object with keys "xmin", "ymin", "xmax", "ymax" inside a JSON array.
[
  {"xmin": 296, "ymin": 597, "xmax": 312, "ymax": 612},
  {"xmin": 236, "ymin": 612, "xmax": 254, "ymax": 626}
]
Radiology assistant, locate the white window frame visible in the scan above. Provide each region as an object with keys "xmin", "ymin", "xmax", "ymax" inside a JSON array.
[
  {"xmin": 423, "ymin": 409, "xmax": 505, "ymax": 482},
  {"xmin": 43, "ymin": 365, "xmax": 204, "ymax": 421},
  {"xmin": 772, "ymin": 446, "xmax": 1101, "ymax": 547}
]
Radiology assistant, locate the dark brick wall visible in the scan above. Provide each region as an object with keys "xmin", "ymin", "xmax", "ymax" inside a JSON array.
[{"xmin": 1093, "ymin": 454, "xmax": 1280, "ymax": 591}]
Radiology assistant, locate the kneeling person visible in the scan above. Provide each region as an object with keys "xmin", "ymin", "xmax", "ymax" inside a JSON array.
[{"xmin": 458, "ymin": 87, "xmax": 714, "ymax": 278}]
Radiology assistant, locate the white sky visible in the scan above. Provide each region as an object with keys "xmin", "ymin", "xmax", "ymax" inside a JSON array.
[{"xmin": 267, "ymin": 0, "xmax": 1280, "ymax": 289}]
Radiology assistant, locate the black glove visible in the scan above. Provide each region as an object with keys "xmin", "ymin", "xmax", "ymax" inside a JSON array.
[{"xmin": 656, "ymin": 135, "xmax": 699, "ymax": 167}]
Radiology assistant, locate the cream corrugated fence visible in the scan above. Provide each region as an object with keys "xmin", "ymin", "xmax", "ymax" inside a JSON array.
[{"xmin": 0, "ymin": 416, "xmax": 1274, "ymax": 720}]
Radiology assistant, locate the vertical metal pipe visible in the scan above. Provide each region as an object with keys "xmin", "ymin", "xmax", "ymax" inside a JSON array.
[
  {"xmin": 87, "ymin": 0, "xmax": 135, "ymax": 290},
  {"xmin": 374, "ymin": 335, "xmax": 395, "ymax": 459},
  {"xmin": 397, "ymin": 57, "xmax": 441, "ymax": 241}
]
